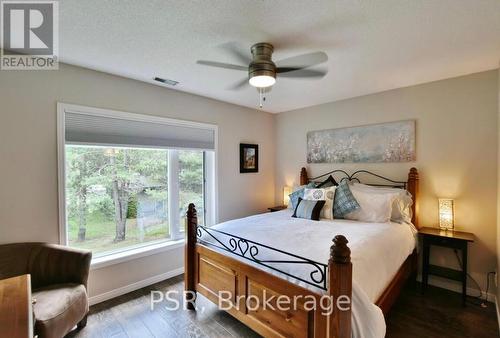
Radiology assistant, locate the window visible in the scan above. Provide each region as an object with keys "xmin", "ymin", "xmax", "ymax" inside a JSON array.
[{"xmin": 58, "ymin": 104, "xmax": 217, "ymax": 260}]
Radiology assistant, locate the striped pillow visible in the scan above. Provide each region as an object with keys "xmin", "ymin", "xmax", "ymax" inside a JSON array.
[
  {"xmin": 292, "ymin": 197, "xmax": 326, "ymax": 221},
  {"xmin": 303, "ymin": 186, "xmax": 336, "ymax": 220}
]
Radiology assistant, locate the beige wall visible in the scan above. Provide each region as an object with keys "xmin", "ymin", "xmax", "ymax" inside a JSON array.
[
  {"xmin": 0, "ymin": 63, "xmax": 276, "ymax": 297},
  {"xmin": 497, "ymin": 65, "xmax": 500, "ymax": 304},
  {"xmin": 275, "ymin": 70, "xmax": 498, "ymax": 295},
  {"xmin": 0, "ymin": 63, "xmax": 498, "ymax": 301}
]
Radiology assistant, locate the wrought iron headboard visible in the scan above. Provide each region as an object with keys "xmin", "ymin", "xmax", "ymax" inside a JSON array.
[
  {"xmin": 308, "ymin": 169, "xmax": 407, "ymax": 189},
  {"xmin": 301, "ymin": 166, "xmax": 420, "ymax": 228}
]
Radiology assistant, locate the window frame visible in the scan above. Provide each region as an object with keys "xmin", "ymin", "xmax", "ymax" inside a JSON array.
[{"xmin": 57, "ymin": 103, "xmax": 218, "ymax": 264}]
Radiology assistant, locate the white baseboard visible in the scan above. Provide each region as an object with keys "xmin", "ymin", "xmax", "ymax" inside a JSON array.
[
  {"xmin": 89, "ymin": 267, "xmax": 184, "ymax": 306},
  {"xmin": 428, "ymin": 277, "xmax": 497, "ymax": 301},
  {"xmin": 417, "ymin": 274, "xmax": 497, "ymax": 302}
]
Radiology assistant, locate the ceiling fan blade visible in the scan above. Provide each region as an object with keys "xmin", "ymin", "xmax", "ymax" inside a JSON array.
[
  {"xmin": 220, "ymin": 42, "xmax": 252, "ymax": 64},
  {"xmin": 227, "ymin": 78, "xmax": 249, "ymax": 90},
  {"xmin": 276, "ymin": 67, "xmax": 303, "ymax": 74},
  {"xmin": 276, "ymin": 51, "xmax": 328, "ymax": 69},
  {"xmin": 197, "ymin": 60, "xmax": 247, "ymax": 71},
  {"xmin": 277, "ymin": 68, "xmax": 327, "ymax": 78}
]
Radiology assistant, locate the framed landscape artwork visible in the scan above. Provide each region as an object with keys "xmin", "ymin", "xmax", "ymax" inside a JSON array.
[
  {"xmin": 307, "ymin": 120, "xmax": 416, "ymax": 163},
  {"xmin": 240, "ymin": 143, "xmax": 259, "ymax": 173}
]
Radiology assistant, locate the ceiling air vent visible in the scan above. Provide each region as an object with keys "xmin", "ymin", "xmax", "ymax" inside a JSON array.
[{"xmin": 154, "ymin": 77, "xmax": 179, "ymax": 86}]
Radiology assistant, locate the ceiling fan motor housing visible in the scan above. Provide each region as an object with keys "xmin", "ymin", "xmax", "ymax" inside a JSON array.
[{"xmin": 249, "ymin": 43, "xmax": 276, "ymax": 80}]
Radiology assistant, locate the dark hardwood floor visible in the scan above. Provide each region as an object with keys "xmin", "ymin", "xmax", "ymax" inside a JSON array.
[
  {"xmin": 68, "ymin": 275, "xmax": 498, "ymax": 338},
  {"xmin": 386, "ymin": 282, "xmax": 499, "ymax": 338}
]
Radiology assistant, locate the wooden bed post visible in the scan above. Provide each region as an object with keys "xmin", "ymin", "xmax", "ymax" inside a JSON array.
[
  {"xmin": 328, "ymin": 235, "xmax": 352, "ymax": 338},
  {"xmin": 185, "ymin": 203, "xmax": 197, "ymax": 310},
  {"xmin": 407, "ymin": 168, "xmax": 420, "ymax": 278},
  {"xmin": 407, "ymin": 167, "xmax": 419, "ymax": 228},
  {"xmin": 300, "ymin": 167, "xmax": 309, "ymax": 185}
]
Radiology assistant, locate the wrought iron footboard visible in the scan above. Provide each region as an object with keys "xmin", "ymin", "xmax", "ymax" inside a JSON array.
[{"xmin": 196, "ymin": 225, "xmax": 328, "ymax": 290}]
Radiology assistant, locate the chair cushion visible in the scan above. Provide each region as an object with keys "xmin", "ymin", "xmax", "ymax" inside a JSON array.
[{"xmin": 33, "ymin": 283, "xmax": 88, "ymax": 338}]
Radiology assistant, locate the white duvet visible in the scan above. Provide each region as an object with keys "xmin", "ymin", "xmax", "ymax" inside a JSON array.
[{"xmin": 201, "ymin": 209, "xmax": 417, "ymax": 338}]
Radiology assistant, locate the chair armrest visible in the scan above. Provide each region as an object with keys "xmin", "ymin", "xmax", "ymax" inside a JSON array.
[
  {"xmin": 28, "ymin": 244, "xmax": 92, "ymax": 290},
  {"xmin": 0, "ymin": 243, "xmax": 33, "ymax": 280}
]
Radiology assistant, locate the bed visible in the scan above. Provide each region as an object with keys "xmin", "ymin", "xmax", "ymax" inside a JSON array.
[{"xmin": 185, "ymin": 167, "xmax": 420, "ymax": 338}]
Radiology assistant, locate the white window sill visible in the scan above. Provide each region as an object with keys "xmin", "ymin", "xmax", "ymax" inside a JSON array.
[{"xmin": 90, "ymin": 239, "xmax": 184, "ymax": 270}]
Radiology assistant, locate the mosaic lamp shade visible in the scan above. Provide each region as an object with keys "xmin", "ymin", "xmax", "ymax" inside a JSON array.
[{"xmin": 438, "ymin": 198, "xmax": 454, "ymax": 231}]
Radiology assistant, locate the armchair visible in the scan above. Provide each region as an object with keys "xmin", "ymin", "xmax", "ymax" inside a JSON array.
[{"xmin": 0, "ymin": 243, "xmax": 92, "ymax": 338}]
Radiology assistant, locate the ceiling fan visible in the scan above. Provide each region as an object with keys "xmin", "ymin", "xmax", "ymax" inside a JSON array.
[{"xmin": 197, "ymin": 42, "xmax": 328, "ymax": 108}]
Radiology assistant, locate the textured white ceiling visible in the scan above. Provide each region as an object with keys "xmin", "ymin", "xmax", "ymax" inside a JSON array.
[{"xmin": 58, "ymin": 0, "xmax": 500, "ymax": 113}]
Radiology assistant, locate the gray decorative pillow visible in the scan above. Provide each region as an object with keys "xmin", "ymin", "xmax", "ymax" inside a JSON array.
[
  {"xmin": 289, "ymin": 182, "xmax": 316, "ymax": 210},
  {"xmin": 292, "ymin": 197, "xmax": 325, "ymax": 221},
  {"xmin": 333, "ymin": 180, "xmax": 360, "ymax": 218}
]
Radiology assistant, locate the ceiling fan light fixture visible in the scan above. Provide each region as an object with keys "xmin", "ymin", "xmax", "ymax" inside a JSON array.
[
  {"xmin": 197, "ymin": 42, "xmax": 328, "ymax": 107},
  {"xmin": 249, "ymin": 74, "xmax": 276, "ymax": 88}
]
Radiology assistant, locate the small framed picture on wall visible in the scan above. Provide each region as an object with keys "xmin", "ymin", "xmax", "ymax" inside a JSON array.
[{"xmin": 240, "ymin": 143, "xmax": 259, "ymax": 173}]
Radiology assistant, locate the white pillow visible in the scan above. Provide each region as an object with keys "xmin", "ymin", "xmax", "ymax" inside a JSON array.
[
  {"xmin": 351, "ymin": 183, "xmax": 413, "ymax": 223},
  {"xmin": 344, "ymin": 187, "xmax": 395, "ymax": 223},
  {"xmin": 303, "ymin": 186, "xmax": 336, "ymax": 220}
]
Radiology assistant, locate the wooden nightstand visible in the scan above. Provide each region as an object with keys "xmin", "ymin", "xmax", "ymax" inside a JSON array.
[
  {"xmin": 419, "ymin": 227, "xmax": 474, "ymax": 306},
  {"xmin": 268, "ymin": 205, "xmax": 287, "ymax": 212}
]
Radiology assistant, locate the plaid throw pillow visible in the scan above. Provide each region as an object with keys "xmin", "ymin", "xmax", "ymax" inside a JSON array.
[
  {"xmin": 333, "ymin": 180, "xmax": 360, "ymax": 218},
  {"xmin": 292, "ymin": 197, "xmax": 325, "ymax": 221}
]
